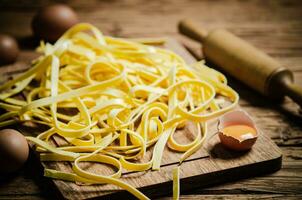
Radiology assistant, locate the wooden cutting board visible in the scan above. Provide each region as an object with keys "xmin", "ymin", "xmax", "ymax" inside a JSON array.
[{"xmin": 0, "ymin": 38, "xmax": 282, "ymax": 200}]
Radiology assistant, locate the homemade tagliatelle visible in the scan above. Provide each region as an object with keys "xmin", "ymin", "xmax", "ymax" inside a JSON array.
[{"xmin": 0, "ymin": 23, "xmax": 238, "ymax": 199}]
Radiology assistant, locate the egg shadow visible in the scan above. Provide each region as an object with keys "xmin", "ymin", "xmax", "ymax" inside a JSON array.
[
  {"xmin": 0, "ymin": 168, "xmax": 19, "ymax": 184},
  {"xmin": 0, "ymin": 147, "xmax": 63, "ymax": 199},
  {"xmin": 209, "ymin": 142, "xmax": 249, "ymax": 160},
  {"xmin": 0, "ymin": 143, "xmax": 35, "ymax": 184},
  {"xmin": 17, "ymin": 35, "xmax": 40, "ymax": 50},
  {"xmin": 22, "ymin": 148, "xmax": 64, "ymax": 199}
]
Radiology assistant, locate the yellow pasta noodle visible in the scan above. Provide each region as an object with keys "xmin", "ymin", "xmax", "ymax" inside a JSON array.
[
  {"xmin": 0, "ymin": 23, "xmax": 239, "ymax": 199},
  {"xmin": 173, "ymin": 167, "xmax": 180, "ymax": 200}
]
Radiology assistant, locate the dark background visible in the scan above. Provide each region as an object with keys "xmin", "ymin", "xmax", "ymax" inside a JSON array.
[{"xmin": 0, "ymin": 0, "xmax": 302, "ymax": 199}]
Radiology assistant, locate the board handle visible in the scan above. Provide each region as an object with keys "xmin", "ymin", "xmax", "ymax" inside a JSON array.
[{"xmin": 178, "ymin": 19, "xmax": 208, "ymax": 42}]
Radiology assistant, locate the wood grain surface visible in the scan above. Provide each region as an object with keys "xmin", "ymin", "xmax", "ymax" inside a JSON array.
[{"xmin": 0, "ymin": 0, "xmax": 301, "ymax": 199}]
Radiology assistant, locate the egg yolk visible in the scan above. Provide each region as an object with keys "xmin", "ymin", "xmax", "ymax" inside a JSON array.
[{"xmin": 222, "ymin": 125, "xmax": 256, "ymax": 141}]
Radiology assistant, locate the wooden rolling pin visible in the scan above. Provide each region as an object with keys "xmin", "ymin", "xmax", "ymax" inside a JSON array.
[{"xmin": 179, "ymin": 19, "xmax": 302, "ymax": 107}]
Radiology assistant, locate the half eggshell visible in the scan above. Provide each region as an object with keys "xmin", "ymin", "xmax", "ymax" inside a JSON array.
[{"xmin": 218, "ymin": 110, "xmax": 259, "ymax": 151}]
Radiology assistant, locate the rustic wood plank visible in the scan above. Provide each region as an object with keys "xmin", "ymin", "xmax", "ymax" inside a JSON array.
[
  {"xmin": 0, "ymin": 147, "xmax": 299, "ymax": 198},
  {"xmin": 0, "ymin": 0, "xmax": 301, "ymax": 199},
  {"xmin": 1, "ymin": 0, "xmax": 302, "ymax": 61},
  {"xmin": 160, "ymin": 194, "xmax": 302, "ymax": 200}
]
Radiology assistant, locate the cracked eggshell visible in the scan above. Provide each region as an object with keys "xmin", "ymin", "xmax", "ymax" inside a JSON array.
[{"xmin": 218, "ymin": 110, "xmax": 259, "ymax": 151}]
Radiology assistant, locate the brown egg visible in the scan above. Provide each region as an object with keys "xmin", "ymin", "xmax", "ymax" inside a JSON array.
[
  {"xmin": 0, "ymin": 129, "xmax": 29, "ymax": 173},
  {"xmin": 0, "ymin": 34, "xmax": 19, "ymax": 66},
  {"xmin": 218, "ymin": 110, "xmax": 258, "ymax": 151},
  {"xmin": 31, "ymin": 4, "xmax": 78, "ymax": 42}
]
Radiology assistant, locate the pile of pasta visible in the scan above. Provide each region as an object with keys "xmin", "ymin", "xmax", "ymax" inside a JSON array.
[{"xmin": 0, "ymin": 24, "xmax": 238, "ymax": 199}]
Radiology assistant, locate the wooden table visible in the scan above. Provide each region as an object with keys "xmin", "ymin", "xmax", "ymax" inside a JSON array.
[{"xmin": 0, "ymin": 0, "xmax": 301, "ymax": 199}]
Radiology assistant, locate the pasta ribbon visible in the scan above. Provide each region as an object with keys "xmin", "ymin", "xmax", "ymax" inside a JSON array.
[{"xmin": 0, "ymin": 23, "xmax": 239, "ymax": 199}]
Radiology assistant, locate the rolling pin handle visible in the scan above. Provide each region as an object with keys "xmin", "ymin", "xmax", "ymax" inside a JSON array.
[
  {"xmin": 178, "ymin": 19, "xmax": 208, "ymax": 42},
  {"xmin": 283, "ymin": 83, "xmax": 302, "ymax": 108},
  {"xmin": 179, "ymin": 18, "xmax": 302, "ymax": 108},
  {"xmin": 269, "ymin": 70, "xmax": 302, "ymax": 107}
]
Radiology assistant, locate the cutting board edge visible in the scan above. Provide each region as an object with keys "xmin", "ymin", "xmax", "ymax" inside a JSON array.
[
  {"xmin": 55, "ymin": 133, "xmax": 283, "ymax": 200},
  {"xmin": 85, "ymin": 150, "xmax": 282, "ymax": 200}
]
